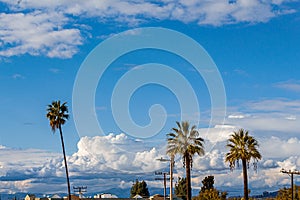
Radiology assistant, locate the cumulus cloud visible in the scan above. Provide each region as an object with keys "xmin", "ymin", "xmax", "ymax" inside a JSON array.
[
  {"xmin": 191, "ymin": 149, "xmax": 226, "ymax": 172},
  {"xmin": 0, "ymin": 11, "xmax": 83, "ymax": 58},
  {"xmin": 2, "ymin": 132, "xmax": 300, "ymax": 196},
  {"xmin": 0, "ymin": 0, "xmax": 297, "ymax": 58},
  {"xmin": 0, "ymin": 134, "xmax": 168, "ymax": 194},
  {"xmin": 201, "ymin": 124, "xmax": 235, "ymax": 144},
  {"xmin": 0, "ymin": 180, "xmax": 32, "ymax": 193},
  {"xmin": 260, "ymin": 137, "xmax": 300, "ymax": 159},
  {"xmin": 69, "ymin": 133, "xmax": 167, "ymax": 173},
  {"xmin": 262, "ymin": 159, "xmax": 279, "ymax": 169},
  {"xmin": 0, "ymin": 147, "xmax": 60, "ymax": 192}
]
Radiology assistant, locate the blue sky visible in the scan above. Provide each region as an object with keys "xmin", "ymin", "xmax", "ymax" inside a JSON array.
[{"xmin": 1, "ymin": 0, "xmax": 300, "ymax": 197}]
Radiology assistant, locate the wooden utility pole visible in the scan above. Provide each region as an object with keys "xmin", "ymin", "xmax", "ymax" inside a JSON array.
[
  {"xmin": 73, "ymin": 186, "xmax": 87, "ymax": 198},
  {"xmin": 155, "ymin": 171, "xmax": 170, "ymax": 200},
  {"xmin": 170, "ymin": 155, "xmax": 174, "ymax": 200},
  {"xmin": 281, "ymin": 169, "xmax": 300, "ymax": 200},
  {"xmin": 156, "ymin": 157, "xmax": 175, "ymax": 200}
]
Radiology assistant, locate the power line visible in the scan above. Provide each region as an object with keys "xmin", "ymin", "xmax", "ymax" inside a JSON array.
[
  {"xmin": 73, "ymin": 186, "xmax": 87, "ymax": 198},
  {"xmin": 281, "ymin": 169, "xmax": 300, "ymax": 200},
  {"xmin": 156, "ymin": 156, "xmax": 175, "ymax": 200}
]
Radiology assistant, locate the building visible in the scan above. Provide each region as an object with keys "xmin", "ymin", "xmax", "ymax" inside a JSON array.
[
  {"xmin": 25, "ymin": 194, "xmax": 36, "ymax": 200},
  {"xmin": 93, "ymin": 193, "xmax": 118, "ymax": 198}
]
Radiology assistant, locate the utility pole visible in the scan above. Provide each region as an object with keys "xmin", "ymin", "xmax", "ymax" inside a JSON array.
[
  {"xmin": 73, "ymin": 186, "xmax": 87, "ymax": 198},
  {"xmin": 281, "ymin": 169, "xmax": 300, "ymax": 200},
  {"xmin": 170, "ymin": 155, "xmax": 174, "ymax": 200},
  {"xmin": 156, "ymin": 157, "xmax": 175, "ymax": 200},
  {"xmin": 155, "ymin": 171, "xmax": 170, "ymax": 200}
]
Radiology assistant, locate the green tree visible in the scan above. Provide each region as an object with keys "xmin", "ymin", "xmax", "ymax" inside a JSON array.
[
  {"xmin": 275, "ymin": 185, "xmax": 300, "ymax": 200},
  {"xmin": 200, "ymin": 176, "xmax": 214, "ymax": 193},
  {"xmin": 167, "ymin": 121, "xmax": 205, "ymax": 200},
  {"xmin": 175, "ymin": 177, "xmax": 187, "ymax": 200},
  {"xmin": 225, "ymin": 129, "xmax": 262, "ymax": 200},
  {"xmin": 195, "ymin": 176, "xmax": 227, "ymax": 200},
  {"xmin": 276, "ymin": 187, "xmax": 291, "ymax": 200},
  {"xmin": 130, "ymin": 180, "xmax": 150, "ymax": 198},
  {"xmin": 46, "ymin": 100, "xmax": 71, "ymax": 200},
  {"xmin": 195, "ymin": 188, "xmax": 227, "ymax": 200}
]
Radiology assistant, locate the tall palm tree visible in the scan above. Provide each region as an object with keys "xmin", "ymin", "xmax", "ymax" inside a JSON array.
[
  {"xmin": 167, "ymin": 121, "xmax": 205, "ymax": 200},
  {"xmin": 225, "ymin": 129, "xmax": 262, "ymax": 200},
  {"xmin": 46, "ymin": 100, "xmax": 71, "ymax": 200}
]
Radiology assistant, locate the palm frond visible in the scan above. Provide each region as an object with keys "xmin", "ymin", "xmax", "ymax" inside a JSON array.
[
  {"xmin": 225, "ymin": 128, "xmax": 262, "ymax": 170},
  {"xmin": 166, "ymin": 121, "xmax": 205, "ymax": 169},
  {"xmin": 46, "ymin": 100, "xmax": 69, "ymax": 133}
]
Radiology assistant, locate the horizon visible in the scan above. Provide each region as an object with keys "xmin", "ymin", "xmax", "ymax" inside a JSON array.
[{"xmin": 1, "ymin": 0, "xmax": 300, "ymax": 197}]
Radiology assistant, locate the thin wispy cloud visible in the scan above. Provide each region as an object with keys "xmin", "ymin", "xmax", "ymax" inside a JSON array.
[
  {"xmin": 274, "ymin": 80, "xmax": 300, "ymax": 92},
  {"xmin": 49, "ymin": 68, "xmax": 60, "ymax": 74},
  {"xmin": 23, "ymin": 122, "xmax": 34, "ymax": 126},
  {"xmin": 228, "ymin": 114, "xmax": 247, "ymax": 119},
  {"xmin": 245, "ymin": 99, "xmax": 300, "ymax": 113},
  {"xmin": 226, "ymin": 99, "xmax": 300, "ymax": 133},
  {"xmin": 234, "ymin": 68, "xmax": 250, "ymax": 77},
  {"xmin": 12, "ymin": 73, "xmax": 25, "ymax": 79}
]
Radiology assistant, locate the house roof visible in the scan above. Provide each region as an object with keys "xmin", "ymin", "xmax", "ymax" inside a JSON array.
[
  {"xmin": 133, "ymin": 194, "xmax": 143, "ymax": 198},
  {"xmin": 51, "ymin": 194, "xmax": 61, "ymax": 198}
]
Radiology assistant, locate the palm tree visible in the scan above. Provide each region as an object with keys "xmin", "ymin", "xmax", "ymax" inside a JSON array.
[
  {"xmin": 46, "ymin": 100, "xmax": 71, "ymax": 200},
  {"xmin": 225, "ymin": 129, "xmax": 262, "ymax": 200},
  {"xmin": 167, "ymin": 121, "xmax": 205, "ymax": 200}
]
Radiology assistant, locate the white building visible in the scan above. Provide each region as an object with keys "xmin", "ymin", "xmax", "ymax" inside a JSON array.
[{"xmin": 93, "ymin": 193, "xmax": 118, "ymax": 198}]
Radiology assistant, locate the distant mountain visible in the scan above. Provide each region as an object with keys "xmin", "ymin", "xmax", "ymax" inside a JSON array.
[
  {"xmin": 0, "ymin": 188, "xmax": 278, "ymax": 199},
  {"xmin": 0, "ymin": 192, "xmax": 29, "ymax": 200},
  {"xmin": 0, "ymin": 187, "xmax": 167, "ymax": 200},
  {"xmin": 90, "ymin": 187, "xmax": 165, "ymax": 198},
  {"xmin": 251, "ymin": 190, "xmax": 278, "ymax": 198},
  {"xmin": 230, "ymin": 190, "xmax": 279, "ymax": 199}
]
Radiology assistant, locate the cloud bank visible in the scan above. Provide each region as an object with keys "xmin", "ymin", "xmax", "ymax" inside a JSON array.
[
  {"xmin": 2, "ymin": 129, "xmax": 300, "ymax": 196},
  {"xmin": 0, "ymin": 0, "xmax": 297, "ymax": 58}
]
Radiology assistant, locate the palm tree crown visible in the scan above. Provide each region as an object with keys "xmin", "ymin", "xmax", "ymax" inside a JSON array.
[
  {"xmin": 225, "ymin": 128, "xmax": 261, "ymax": 200},
  {"xmin": 46, "ymin": 100, "xmax": 69, "ymax": 132},
  {"xmin": 167, "ymin": 121, "xmax": 204, "ymax": 200},
  {"xmin": 167, "ymin": 121, "xmax": 204, "ymax": 165},
  {"xmin": 225, "ymin": 128, "xmax": 261, "ymax": 169}
]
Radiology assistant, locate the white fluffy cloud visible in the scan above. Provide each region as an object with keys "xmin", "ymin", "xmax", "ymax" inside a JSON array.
[
  {"xmin": 0, "ymin": 11, "xmax": 82, "ymax": 58},
  {"xmin": 0, "ymin": 0, "xmax": 296, "ymax": 58},
  {"xmin": 0, "ymin": 134, "xmax": 167, "ymax": 194},
  {"xmin": 200, "ymin": 124, "xmax": 235, "ymax": 144},
  {"xmin": 0, "ymin": 146, "xmax": 60, "ymax": 192},
  {"xmin": 2, "ymin": 132, "xmax": 300, "ymax": 196},
  {"xmin": 69, "ymin": 133, "xmax": 167, "ymax": 173},
  {"xmin": 260, "ymin": 137, "xmax": 300, "ymax": 158},
  {"xmin": 16, "ymin": 0, "xmax": 292, "ymax": 25}
]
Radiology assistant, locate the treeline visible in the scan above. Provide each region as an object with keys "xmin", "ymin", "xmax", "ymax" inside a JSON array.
[{"xmin": 130, "ymin": 176, "xmax": 300, "ymax": 200}]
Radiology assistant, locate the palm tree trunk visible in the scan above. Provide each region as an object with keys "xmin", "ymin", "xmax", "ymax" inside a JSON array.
[
  {"xmin": 185, "ymin": 155, "xmax": 192, "ymax": 200},
  {"xmin": 242, "ymin": 159, "xmax": 249, "ymax": 200},
  {"xmin": 59, "ymin": 125, "xmax": 71, "ymax": 200}
]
